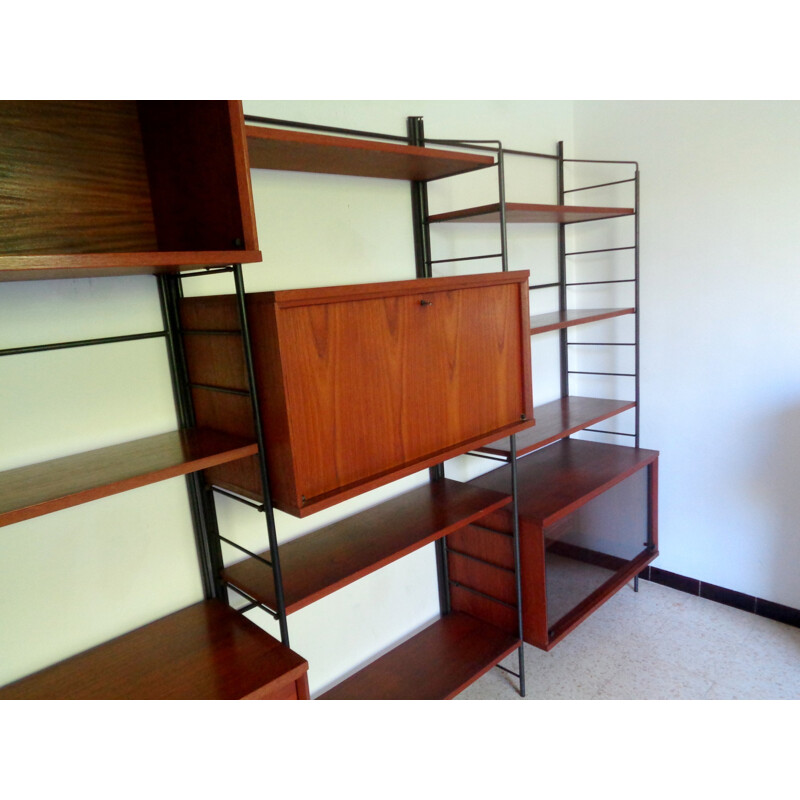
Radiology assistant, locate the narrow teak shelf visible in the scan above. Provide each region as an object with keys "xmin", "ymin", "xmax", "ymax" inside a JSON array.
[
  {"xmin": 530, "ymin": 307, "xmax": 635, "ymax": 334},
  {"xmin": 222, "ymin": 479, "xmax": 512, "ymax": 614},
  {"xmin": 481, "ymin": 396, "xmax": 636, "ymax": 459},
  {"xmin": 246, "ymin": 125, "xmax": 495, "ymax": 181},
  {"xmin": 0, "ymin": 428, "xmax": 258, "ymax": 527},
  {"xmin": 428, "ymin": 202, "xmax": 634, "ymax": 225},
  {"xmin": 0, "ymin": 600, "xmax": 309, "ymax": 699},
  {"xmin": 318, "ymin": 611, "xmax": 520, "ymax": 700}
]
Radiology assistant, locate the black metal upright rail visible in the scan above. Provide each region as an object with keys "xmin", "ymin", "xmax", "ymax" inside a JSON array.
[
  {"xmin": 160, "ymin": 266, "xmax": 291, "ymax": 646},
  {"xmin": 558, "ymin": 148, "xmax": 641, "ymax": 446},
  {"xmin": 417, "ymin": 128, "xmax": 526, "ymax": 696}
]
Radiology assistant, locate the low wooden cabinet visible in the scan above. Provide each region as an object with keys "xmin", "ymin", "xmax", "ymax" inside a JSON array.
[{"xmin": 180, "ymin": 270, "xmax": 534, "ymax": 517}]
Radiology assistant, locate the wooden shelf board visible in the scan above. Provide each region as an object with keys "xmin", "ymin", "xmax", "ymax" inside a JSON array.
[
  {"xmin": 318, "ymin": 612, "xmax": 520, "ymax": 700},
  {"xmin": 428, "ymin": 202, "xmax": 634, "ymax": 225},
  {"xmin": 470, "ymin": 438, "xmax": 659, "ymax": 528},
  {"xmin": 0, "ymin": 250, "xmax": 263, "ymax": 282},
  {"xmin": 246, "ymin": 125, "xmax": 495, "ymax": 181},
  {"xmin": 481, "ymin": 396, "xmax": 636, "ymax": 459},
  {"xmin": 0, "ymin": 600, "xmax": 308, "ymax": 699},
  {"xmin": 222, "ymin": 479, "xmax": 512, "ymax": 614},
  {"xmin": 530, "ymin": 307, "xmax": 635, "ymax": 334},
  {"xmin": 0, "ymin": 428, "xmax": 258, "ymax": 528}
]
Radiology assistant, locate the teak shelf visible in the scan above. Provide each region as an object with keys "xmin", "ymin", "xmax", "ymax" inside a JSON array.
[
  {"xmin": 318, "ymin": 611, "xmax": 520, "ymax": 700},
  {"xmin": 181, "ymin": 271, "xmax": 535, "ymax": 517},
  {"xmin": 0, "ymin": 101, "xmax": 260, "ymax": 282},
  {"xmin": 222, "ymin": 479, "xmax": 512, "ymax": 614},
  {"xmin": 480, "ymin": 396, "xmax": 637, "ymax": 460},
  {"xmin": 530, "ymin": 307, "xmax": 636, "ymax": 335},
  {"xmin": 245, "ymin": 124, "xmax": 495, "ymax": 181},
  {"xmin": 428, "ymin": 202, "xmax": 634, "ymax": 225},
  {"xmin": 0, "ymin": 600, "xmax": 309, "ymax": 700},
  {"xmin": 0, "ymin": 428, "xmax": 258, "ymax": 528}
]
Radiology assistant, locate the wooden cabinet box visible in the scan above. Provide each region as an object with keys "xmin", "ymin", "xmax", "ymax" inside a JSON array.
[
  {"xmin": 180, "ymin": 271, "xmax": 534, "ymax": 516},
  {"xmin": 0, "ymin": 100, "xmax": 260, "ymax": 281},
  {"xmin": 457, "ymin": 438, "xmax": 659, "ymax": 650}
]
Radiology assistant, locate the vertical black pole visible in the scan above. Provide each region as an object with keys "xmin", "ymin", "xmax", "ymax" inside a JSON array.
[
  {"xmin": 231, "ymin": 264, "xmax": 290, "ymax": 645},
  {"xmin": 497, "ymin": 146, "xmax": 509, "ymax": 273},
  {"xmin": 557, "ymin": 142, "xmax": 569, "ymax": 398},
  {"xmin": 633, "ymin": 167, "xmax": 641, "ymax": 447},
  {"xmin": 510, "ymin": 433, "xmax": 526, "ymax": 697},
  {"xmin": 408, "ymin": 116, "xmax": 433, "ymax": 280},
  {"xmin": 407, "ymin": 115, "xmax": 449, "ymax": 615},
  {"xmin": 157, "ymin": 274, "xmax": 226, "ymax": 601}
]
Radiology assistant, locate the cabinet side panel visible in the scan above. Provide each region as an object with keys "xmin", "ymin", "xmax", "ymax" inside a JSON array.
[
  {"xmin": 0, "ymin": 101, "xmax": 158, "ymax": 255},
  {"xmin": 247, "ymin": 295, "xmax": 301, "ymax": 511},
  {"xmin": 137, "ymin": 101, "xmax": 249, "ymax": 253}
]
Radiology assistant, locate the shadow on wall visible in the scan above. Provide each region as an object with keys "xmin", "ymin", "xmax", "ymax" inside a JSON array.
[{"xmin": 757, "ymin": 402, "xmax": 800, "ymax": 611}]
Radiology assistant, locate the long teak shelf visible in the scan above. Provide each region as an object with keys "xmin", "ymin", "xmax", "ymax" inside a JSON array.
[
  {"xmin": 222, "ymin": 479, "xmax": 512, "ymax": 614},
  {"xmin": 245, "ymin": 125, "xmax": 495, "ymax": 181},
  {"xmin": 0, "ymin": 600, "xmax": 309, "ymax": 699},
  {"xmin": 480, "ymin": 396, "xmax": 636, "ymax": 459},
  {"xmin": 0, "ymin": 428, "xmax": 258, "ymax": 528},
  {"xmin": 428, "ymin": 202, "xmax": 634, "ymax": 225},
  {"xmin": 318, "ymin": 612, "xmax": 520, "ymax": 700},
  {"xmin": 530, "ymin": 307, "xmax": 635, "ymax": 334}
]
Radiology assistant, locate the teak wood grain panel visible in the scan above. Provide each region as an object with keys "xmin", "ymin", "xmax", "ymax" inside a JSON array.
[
  {"xmin": 0, "ymin": 101, "xmax": 261, "ymax": 280},
  {"xmin": 0, "ymin": 600, "xmax": 309, "ymax": 700},
  {"xmin": 181, "ymin": 272, "xmax": 534, "ymax": 516}
]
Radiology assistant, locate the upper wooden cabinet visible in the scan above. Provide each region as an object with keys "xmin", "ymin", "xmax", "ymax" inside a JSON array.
[
  {"xmin": 180, "ymin": 270, "xmax": 535, "ymax": 517},
  {"xmin": 0, "ymin": 100, "xmax": 260, "ymax": 281}
]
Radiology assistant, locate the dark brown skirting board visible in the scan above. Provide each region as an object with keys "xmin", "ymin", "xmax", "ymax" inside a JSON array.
[{"xmin": 637, "ymin": 566, "xmax": 800, "ymax": 629}]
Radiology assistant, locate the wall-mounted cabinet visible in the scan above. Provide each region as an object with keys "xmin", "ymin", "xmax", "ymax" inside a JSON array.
[{"xmin": 181, "ymin": 270, "xmax": 534, "ymax": 517}]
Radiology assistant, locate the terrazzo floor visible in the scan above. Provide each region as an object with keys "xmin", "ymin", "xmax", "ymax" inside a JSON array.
[{"xmin": 455, "ymin": 578, "xmax": 800, "ymax": 700}]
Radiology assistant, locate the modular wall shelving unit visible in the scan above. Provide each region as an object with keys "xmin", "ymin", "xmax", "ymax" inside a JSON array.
[
  {"xmin": 0, "ymin": 101, "xmax": 309, "ymax": 699},
  {"xmin": 421, "ymin": 132, "xmax": 659, "ymax": 651}
]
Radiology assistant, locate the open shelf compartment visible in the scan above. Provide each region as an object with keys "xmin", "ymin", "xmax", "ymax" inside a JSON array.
[
  {"xmin": 0, "ymin": 428, "xmax": 258, "ymax": 528},
  {"xmin": 318, "ymin": 611, "xmax": 520, "ymax": 700},
  {"xmin": 0, "ymin": 600, "xmax": 309, "ymax": 699},
  {"xmin": 222, "ymin": 478, "xmax": 512, "ymax": 614}
]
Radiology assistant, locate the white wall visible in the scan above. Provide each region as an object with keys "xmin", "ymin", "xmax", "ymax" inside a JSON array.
[
  {"xmin": 574, "ymin": 101, "xmax": 800, "ymax": 609},
  {"xmin": 0, "ymin": 101, "xmax": 574, "ymax": 695}
]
